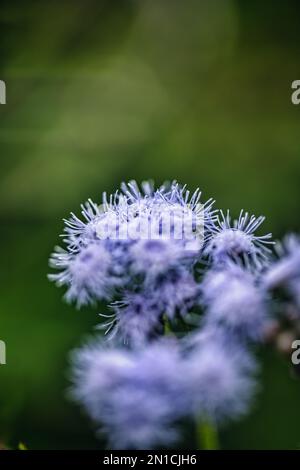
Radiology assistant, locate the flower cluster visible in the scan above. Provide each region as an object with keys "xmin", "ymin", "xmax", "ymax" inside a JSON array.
[
  {"xmin": 49, "ymin": 180, "xmax": 214, "ymax": 341},
  {"xmin": 49, "ymin": 180, "xmax": 300, "ymax": 449}
]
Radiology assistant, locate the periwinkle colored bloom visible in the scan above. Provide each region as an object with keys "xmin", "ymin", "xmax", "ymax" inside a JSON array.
[
  {"xmin": 63, "ymin": 198, "xmax": 108, "ymax": 251},
  {"xmin": 151, "ymin": 268, "xmax": 200, "ymax": 319},
  {"xmin": 49, "ymin": 180, "xmax": 281, "ymax": 449},
  {"xmin": 101, "ymin": 293, "xmax": 164, "ymax": 345},
  {"xmin": 263, "ymin": 235, "xmax": 300, "ymax": 290},
  {"xmin": 128, "ymin": 237, "xmax": 193, "ymax": 282},
  {"xmin": 101, "ymin": 270, "xmax": 199, "ymax": 344},
  {"xmin": 49, "ymin": 243, "xmax": 117, "ymax": 307},
  {"xmin": 122, "ymin": 180, "xmax": 217, "ymax": 229},
  {"xmin": 119, "ymin": 181, "xmax": 215, "ymax": 250},
  {"xmin": 50, "ymin": 180, "xmax": 214, "ymax": 308},
  {"xmin": 200, "ymin": 264, "xmax": 268, "ymax": 340},
  {"xmin": 186, "ymin": 332, "xmax": 257, "ymax": 423},
  {"xmin": 164, "ymin": 182, "xmax": 217, "ymax": 228},
  {"xmin": 71, "ymin": 339, "xmax": 188, "ymax": 449},
  {"xmin": 71, "ymin": 332, "xmax": 257, "ymax": 449},
  {"xmin": 205, "ymin": 210, "xmax": 273, "ymax": 268}
]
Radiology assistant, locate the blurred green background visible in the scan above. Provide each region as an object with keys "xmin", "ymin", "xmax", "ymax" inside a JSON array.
[{"xmin": 1, "ymin": 0, "xmax": 300, "ymax": 449}]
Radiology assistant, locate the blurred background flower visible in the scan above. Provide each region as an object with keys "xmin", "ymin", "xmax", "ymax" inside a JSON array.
[{"xmin": 1, "ymin": 0, "xmax": 300, "ymax": 449}]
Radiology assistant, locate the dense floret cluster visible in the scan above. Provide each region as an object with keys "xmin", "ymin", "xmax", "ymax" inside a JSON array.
[{"xmin": 49, "ymin": 181, "xmax": 300, "ymax": 449}]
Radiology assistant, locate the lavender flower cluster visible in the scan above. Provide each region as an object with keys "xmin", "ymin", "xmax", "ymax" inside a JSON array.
[{"xmin": 49, "ymin": 181, "xmax": 300, "ymax": 449}]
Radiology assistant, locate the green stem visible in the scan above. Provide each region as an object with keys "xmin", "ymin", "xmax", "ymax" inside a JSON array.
[
  {"xmin": 163, "ymin": 315, "xmax": 172, "ymax": 335},
  {"xmin": 197, "ymin": 419, "xmax": 219, "ymax": 450}
]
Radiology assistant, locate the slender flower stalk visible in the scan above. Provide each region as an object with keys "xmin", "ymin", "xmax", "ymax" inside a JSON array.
[{"xmin": 197, "ymin": 420, "xmax": 219, "ymax": 450}]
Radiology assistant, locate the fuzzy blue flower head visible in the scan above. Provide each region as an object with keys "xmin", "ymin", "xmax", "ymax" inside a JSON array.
[
  {"xmin": 49, "ymin": 181, "xmax": 213, "ymax": 311},
  {"xmin": 71, "ymin": 330, "xmax": 257, "ymax": 448},
  {"xmin": 71, "ymin": 338, "xmax": 188, "ymax": 449},
  {"xmin": 186, "ymin": 329, "xmax": 257, "ymax": 423},
  {"xmin": 49, "ymin": 242, "xmax": 118, "ymax": 307},
  {"xmin": 200, "ymin": 263, "xmax": 269, "ymax": 341},
  {"xmin": 49, "ymin": 180, "xmax": 287, "ymax": 450},
  {"xmin": 205, "ymin": 210, "xmax": 274, "ymax": 268},
  {"xmin": 263, "ymin": 235, "xmax": 300, "ymax": 290},
  {"xmin": 150, "ymin": 268, "xmax": 200, "ymax": 319},
  {"xmin": 100, "ymin": 292, "xmax": 164, "ymax": 346},
  {"xmin": 263, "ymin": 235, "xmax": 300, "ymax": 317}
]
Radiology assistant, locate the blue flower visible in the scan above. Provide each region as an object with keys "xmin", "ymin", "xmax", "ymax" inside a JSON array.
[
  {"xmin": 71, "ymin": 338, "xmax": 189, "ymax": 449},
  {"xmin": 71, "ymin": 331, "xmax": 257, "ymax": 448},
  {"xmin": 99, "ymin": 269, "xmax": 200, "ymax": 344},
  {"xmin": 49, "ymin": 242, "xmax": 118, "ymax": 307},
  {"xmin": 263, "ymin": 235, "xmax": 300, "ymax": 290},
  {"xmin": 49, "ymin": 180, "xmax": 276, "ymax": 449},
  {"xmin": 150, "ymin": 268, "xmax": 200, "ymax": 319},
  {"xmin": 128, "ymin": 237, "xmax": 194, "ymax": 281},
  {"xmin": 61, "ymin": 180, "xmax": 215, "ymax": 251},
  {"xmin": 100, "ymin": 292, "xmax": 164, "ymax": 346},
  {"xmin": 205, "ymin": 210, "xmax": 274, "ymax": 268},
  {"xmin": 200, "ymin": 263, "xmax": 268, "ymax": 341},
  {"xmin": 186, "ymin": 329, "xmax": 257, "ymax": 423},
  {"xmin": 49, "ymin": 180, "xmax": 213, "ymax": 310}
]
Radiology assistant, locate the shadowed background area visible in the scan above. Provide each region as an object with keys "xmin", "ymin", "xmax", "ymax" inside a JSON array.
[{"xmin": 0, "ymin": 0, "xmax": 300, "ymax": 449}]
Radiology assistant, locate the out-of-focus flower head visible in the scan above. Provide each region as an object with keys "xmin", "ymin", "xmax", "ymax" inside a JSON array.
[
  {"xmin": 263, "ymin": 235, "xmax": 300, "ymax": 290},
  {"xmin": 200, "ymin": 262, "xmax": 268, "ymax": 341},
  {"xmin": 128, "ymin": 237, "xmax": 192, "ymax": 281},
  {"xmin": 99, "ymin": 269, "xmax": 200, "ymax": 345},
  {"xmin": 150, "ymin": 268, "xmax": 200, "ymax": 320},
  {"xmin": 71, "ymin": 338, "xmax": 188, "ymax": 449},
  {"xmin": 100, "ymin": 292, "xmax": 164, "ymax": 346},
  {"xmin": 186, "ymin": 329, "xmax": 257, "ymax": 423},
  {"xmin": 71, "ymin": 331, "xmax": 257, "ymax": 449},
  {"xmin": 48, "ymin": 242, "xmax": 119, "ymax": 307}
]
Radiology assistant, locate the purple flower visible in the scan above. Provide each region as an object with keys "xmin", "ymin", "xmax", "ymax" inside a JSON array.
[
  {"xmin": 100, "ymin": 269, "xmax": 200, "ymax": 344},
  {"xmin": 186, "ymin": 330, "xmax": 257, "ymax": 423},
  {"xmin": 200, "ymin": 263, "xmax": 268, "ymax": 341},
  {"xmin": 205, "ymin": 210, "xmax": 273, "ymax": 268},
  {"xmin": 150, "ymin": 268, "xmax": 200, "ymax": 319},
  {"xmin": 71, "ymin": 338, "xmax": 188, "ymax": 449},
  {"xmin": 48, "ymin": 243, "xmax": 118, "ymax": 307},
  {"xmin": 121, "ymin": 180, "xmax": 217, "ymax": 229},
  {"xmin": 71, "ymin": 331, "xmax": 257, "ymax": 448},
  {"xmin": 100, "ymin": 292, "xmax": 164, "ymax": 346},
  {"xmin": 49, "ymin": 181, "xmax": 213, "ymax": 311},
  {"xmin": 263, "ymin": 235, "xmax": 300, "ymax": 290},
  {"xmin": 128, "ymin": 238, "xmax": 193, "ymax": 281},
  {"xmin": 49, "ymin": 180, "xmax": 275, "ymax": 449}
]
